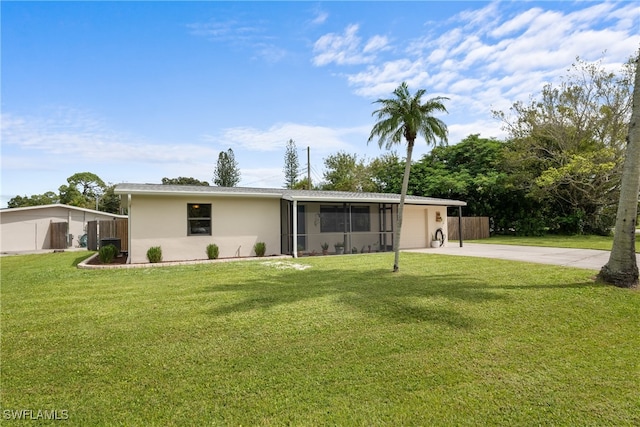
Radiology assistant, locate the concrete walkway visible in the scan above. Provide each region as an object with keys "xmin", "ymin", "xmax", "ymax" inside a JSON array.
[{"xmin": 405, "ymin": 243, "xmax": 640, "ymax": 270}]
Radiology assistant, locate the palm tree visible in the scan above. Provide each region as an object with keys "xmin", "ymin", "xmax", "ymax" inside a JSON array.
[
  {"xmin": 368, "ymin": 82, "xmax": 449, "ymax": 272},
  {"xmin": 598, "ymin": 52, "xmax": 640, "ymax": 288}
]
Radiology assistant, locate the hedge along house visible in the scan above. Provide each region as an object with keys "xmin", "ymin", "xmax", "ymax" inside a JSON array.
[{"xmin": 114, "ymin": 183, "xmax": 466, "ymax": 264}]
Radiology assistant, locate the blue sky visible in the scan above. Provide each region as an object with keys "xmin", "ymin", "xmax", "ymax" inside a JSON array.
[{"xmin": 2, "ymin": 1, "xmax": 638, "ymax": 207}]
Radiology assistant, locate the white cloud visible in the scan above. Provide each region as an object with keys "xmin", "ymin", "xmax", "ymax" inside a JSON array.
[
  {"xmin": 455, "ymin": 1, "xmax": 502, "ymax": 32},
  {"xmin": 209, "ymin": 122, "xmax": 364, "ymax": 153},
  {"xmin": 187, "ymin": 20, "xmax": 260, "ymax": 41},
  {"xmin": 187, "ymin": 18, "xmax": 287, "ymax": 64},
  {"xmin": 490, "ymin": 7, "xmax": 544, "ymax": 38},
  {"xmin": 312, "ymin": 24, "xmax": 388, "ymax": 66},
  {"xmin": 363, "ymin": 35, "xmax": 390, "ymax": 54},
  {"xmin": 347, "ymin": 59, "xmax": 430, "ymax": 98},
  {"xmin": 447, "ymin": 120, "xmax": 506, "ymax": 145},
  {"xmin": 310, "ymin": 10, "xmax": 328, "ymax": 26},
  {"xmin": 1, "ymin": 110, "xmax": 217, "ymax": 165},
  {"xmin": 1, "ymin": 108, "xmax": 372, "ymax": 195},
  {"xmin": 254, "ymin": 43, "xmax": 288, "ymax": 63},
  {"xmin": 240, "ymin": 167, "xmax": 285, "ymax": 188},
  {"xmin": 313, "ymin": 24, "xmax": 365, "ymax": 66},
  {"xmin": 341, "ymin": 0, "xmax": 638, "ymax": 127}
]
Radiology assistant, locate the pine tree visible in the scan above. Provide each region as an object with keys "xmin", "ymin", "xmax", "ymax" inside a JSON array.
[
  {"xmin": 283, "ymin": 139, "xmax": 299, "ymax": 189},
  {"xmin": 213, "ymin": 148, "xmax": 241, "ymax": 187}
]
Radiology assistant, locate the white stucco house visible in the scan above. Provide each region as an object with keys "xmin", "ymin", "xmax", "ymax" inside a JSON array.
[
  {"xmin": 114, "ymin": 183, "xmax": 466, "ymax": 264},
  {"xmin": 0, "ymin": 204, "xmax": 127, "ymax": 253}
]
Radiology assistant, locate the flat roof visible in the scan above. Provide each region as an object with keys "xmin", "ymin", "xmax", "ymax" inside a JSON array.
[
  {"xmin": 115, "ymin": 183, "xmax": 466, "ymax": 207},
  {"xmin": 0, "ymin": 203, "xmax": 127, "ymax": 218}
]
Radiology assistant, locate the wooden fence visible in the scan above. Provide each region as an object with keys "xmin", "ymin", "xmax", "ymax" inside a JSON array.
[
  {"xmin": 447, "ymin": 216, "xmax": 490, "ymax": 240},
  {"xmin": 87, "ymin": 219, "xmax": 128, "ymax": 252}
]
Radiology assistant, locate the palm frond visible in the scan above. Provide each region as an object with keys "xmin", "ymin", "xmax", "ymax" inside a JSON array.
[{"xmin": 368, "ymin": 82, "xmax": 449, "ymax": 148}]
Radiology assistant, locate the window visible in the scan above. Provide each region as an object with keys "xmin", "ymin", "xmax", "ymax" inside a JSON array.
[
  {"xmin": 320, "ymin": 205, "xmax": 370, "ymax": 233},
  {"xmin": 320, "ymin": 205, "xmax": 346, "ymax": 233},
  {"xmin": 351, "ymin": 206, "xmax": 370, "ymax": 232},
  {"xmin": 187, "ymin": 203, "xmax": 211, "ymax": 235}
]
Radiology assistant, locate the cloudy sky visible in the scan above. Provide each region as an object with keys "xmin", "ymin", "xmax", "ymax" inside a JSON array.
[{"xmin": 2, "ymin": 1, "xmax": 638, "ymax": 207}]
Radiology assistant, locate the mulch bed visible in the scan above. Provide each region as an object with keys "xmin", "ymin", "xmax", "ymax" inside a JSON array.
[{"xmin": 87, "ymin": 254, "xmax": 128, "ymax": 266}]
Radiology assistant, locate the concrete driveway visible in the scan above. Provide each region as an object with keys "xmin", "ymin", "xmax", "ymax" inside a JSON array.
[{"xmin": 405, "ymin": 243, "xmax": 640, "ymax": 270}]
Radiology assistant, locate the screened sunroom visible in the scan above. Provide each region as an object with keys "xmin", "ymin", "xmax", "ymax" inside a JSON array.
[{"xmin": 279, "ymin": 190, "xmax": 466, "ymax": 257}]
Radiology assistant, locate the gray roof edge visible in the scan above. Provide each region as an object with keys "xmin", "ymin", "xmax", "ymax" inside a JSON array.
[
  {"xmin": 115, "ymin": 183, "xmax": 466, "ymax": 206},
  {"xmin": 114, "ymin": 183, "xmax": 283, "ymax": 198}
]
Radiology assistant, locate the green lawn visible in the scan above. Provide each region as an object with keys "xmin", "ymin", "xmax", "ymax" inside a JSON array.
[
  {"xmin": 469, "ymin": 234, "xmax": 640, "ymax": 252},
  {"xmin": 2, "ymin": 251, "xmax": 639, "ymax": 425}
]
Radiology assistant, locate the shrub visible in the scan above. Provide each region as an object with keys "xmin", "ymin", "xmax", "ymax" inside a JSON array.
[
  {"xmin": 206, "ymin": 243, "xmax": 219, "ymax": 260},
  {"xmin": 254, "ymin": 242, "xmax": 266, "ymax": 257},
  {"xmin": 98, "ymin": 244, "xmax": 118, "ymax": 264},
  {"xmin": 146, "ymin": 246, "xmax": 163, "ymax": 263}
]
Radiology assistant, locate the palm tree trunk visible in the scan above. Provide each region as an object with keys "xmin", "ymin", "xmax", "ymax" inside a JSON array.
[
  {"xmin": 598, "ymin": 54, "xmax": 640, "ymax": 288},
  {"xmin": 393, "ymin": 140, "xmax": 414, "ymax": 272}
]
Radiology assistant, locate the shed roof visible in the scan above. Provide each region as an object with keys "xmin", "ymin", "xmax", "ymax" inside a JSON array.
[
  {"xmin": 114, "ymin": 183, "xmax": 466, "ymax": 207},
  {"xmin": 0, "ymin": 203, "xmax": 127, "ymax": 218}
]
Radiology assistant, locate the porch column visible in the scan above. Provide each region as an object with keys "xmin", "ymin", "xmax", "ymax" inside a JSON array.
[
  {"xmin": 292, "ymin": 200, "xmax": 298, "ymax": 258},
  {"xmin": 458, "ymin": 207, "xmax": 463, "ymax": 247},
  {"xmin": 127, "ymin": 194, "xmax": 132, "ymax": 263}
]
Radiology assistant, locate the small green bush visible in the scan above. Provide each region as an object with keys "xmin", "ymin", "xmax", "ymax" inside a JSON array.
[
  {"xmin": 254, "ymin": 242, "xmax": 266, "ymax": 257},
  {"xmin": 146, "ymin": 246, "xmax": 163, "ymax": 263},
  {"xmin": 98, "ymin": 244, "xmax": 118, "ymax": 264},
  {"xmin": 206, "ymin": 243, "xmax": 219, "ymax": 260}
]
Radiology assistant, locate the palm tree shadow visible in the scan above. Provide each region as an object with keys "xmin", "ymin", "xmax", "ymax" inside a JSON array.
[{"xmin": 203, "ymin": 266, "xmax": 505, "ymax": 329}]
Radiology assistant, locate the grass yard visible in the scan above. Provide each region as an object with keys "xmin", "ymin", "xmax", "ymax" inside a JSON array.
[
  {"xmin": 469, "ymin": 234, "xmax": 640, "ymax": 252},
  {"xmin": 1, "ymin": 251, "xmax": 639, "ymax": 425}
]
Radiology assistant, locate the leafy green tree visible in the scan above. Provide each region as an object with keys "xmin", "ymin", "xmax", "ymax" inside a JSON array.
[
  {"xmin": 7, "ymin": 192, "xmax": 59, "ymax": 208},
  {"xmin": 599, "ymin": 52, "xmax": 640, "ymax": 288},
  {"xmin": 283, "ymin": 139, "xmax": 300, "ymax": 189},
  {"xmin": 495, "ymin": 57, "xmax": 633, "ymax": 234},
  {"xmin": 408, "ymin": 134, "xmax": 542, "ymax": 235},
  {"xmin": 291, "ymin": 177, "xmax": 314, "ymax": 190},
  {"xmin": 321, "ymin": 151, "xmax": 375, "ymax": 192},
  {"xmin": 7, "ymin": 172, "xmax": 114, "ymax": 211},
  {"xmin": 161, "ymin": 177, "xmax": 210, "ymax": 186},
  {"xmin": 59, "ymin": 172, "xmax": 106, "ymax": 209},
  {"xmin": 369, "ymin": 152, "xmax": 404, "ymax": 193},
  {"xmin": 98, "ymin": 185, "xmax": 122, "ymax": 214},
  {"xmin": 213, "ymin": 148, "xmax": 241, "ymax": 187},
  {"xmin": 368, "ymin": 82, "xmax": 448, "ymax": 272}
]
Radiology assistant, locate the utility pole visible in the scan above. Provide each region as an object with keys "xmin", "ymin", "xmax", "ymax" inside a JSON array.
[{"xmin": 307, "ymin": 146, "xmax": 311, "ymax": 190}]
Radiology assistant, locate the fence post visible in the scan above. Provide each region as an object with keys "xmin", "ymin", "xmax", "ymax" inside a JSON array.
[{"xmin": 458, "ymin": 209, "xmax": 463, "ymax": 247}]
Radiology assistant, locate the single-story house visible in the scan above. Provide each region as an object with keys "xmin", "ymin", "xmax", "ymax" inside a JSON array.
[
  {"xmin": 115, "ymin": 183, "xmax": 466, "ymax": 264},
  {"xmin": 0, "ymin": 204, "xmax": 127, "ymax": 253}
]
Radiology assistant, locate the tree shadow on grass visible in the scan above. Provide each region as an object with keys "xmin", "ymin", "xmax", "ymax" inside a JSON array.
[
  {"xmin": 493, "ymin": 280, "xmax": 599, "ymax": 291},
  {"xmin": 202, "ymin": 266, "xmax": 506, "ymax": 330}
]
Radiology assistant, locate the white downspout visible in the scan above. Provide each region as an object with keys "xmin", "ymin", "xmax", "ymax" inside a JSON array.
[
  {"xmin": 67, "ymin": 209, "xmax": 72, "ymax": 247},
  {"xmin": 127, "ymin": 194, "xmax": 132, "ymax": 263},
  {"xmin": 292, "ymin": 200, "xmax": 298, "ymax": 258}
]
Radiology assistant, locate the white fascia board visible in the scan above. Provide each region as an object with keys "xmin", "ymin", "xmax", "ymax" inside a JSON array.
[{"xmin": 283, "ymin": 194, "xmax": 466, "ymax": 206}]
